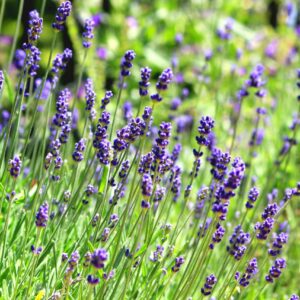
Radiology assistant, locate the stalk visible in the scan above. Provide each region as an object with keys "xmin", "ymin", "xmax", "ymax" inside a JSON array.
[{"xmin": 7, "ymin": 0, "xmax": 25, "ymax": 70}]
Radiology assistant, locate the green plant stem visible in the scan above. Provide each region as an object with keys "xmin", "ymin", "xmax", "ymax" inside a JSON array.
[
  {"xmin": 109, "ymin": 77, "xmax": 125, "ymax": 140},
  {"xmin": 0, "ymin": 0, "xmax": 6, "ymax": 34},
  {"xmin": 7, "ymin": 0, "xmax": 25, "ymax": 70}
]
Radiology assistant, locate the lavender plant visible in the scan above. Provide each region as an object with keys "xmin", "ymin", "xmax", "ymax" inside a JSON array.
[{"xmin": 0, "ymin": 1, "xmax": 299, "ymax": 300}]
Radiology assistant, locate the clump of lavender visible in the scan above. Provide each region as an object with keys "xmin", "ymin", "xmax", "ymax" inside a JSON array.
[
  {"xmin": 196, "ymin": 116, "xmax": 215, "ymax": 147},
  {"xmin": 82, "ymin": 18, "xmax": 95, "ymax": 48},
  {"xmin": 151, "ymin": 68, "xmax": 173, "ymax": 102},
  {"xmin": 8, "ymin": 156, "xmax": 22, "ymax": 178},
  {"xmin": 139, "ymin": 67, "xmax": 152, "ymax": 96},
  {"xmin": 64, "ymin": 251, "xmax": 80, "ymax": 284},
  {"xmin": 35, "ymin": 202, "xmax": 49, "ymax": 228},
  {"xmin": 49, "ymin": 48, "xmax": 72, "ymax": 87},
  {"xmin": 27, "ymin": 10, "xmax": 43, "ymax": 44},
  {"xmin": 216, "ymin": 18, "xmax": 234, "ymax": 40},
  {"xmin": 52, "ymin": 1, "xmax": 72, "ymax": 31},
  {"xmin": 0, "ymin": 70, "xmax": 4, "ymax": 91},
  {"xmin": 101, "ymin": 90, "xmax": 113, "ymax": 110},
  {"xmin": 141, "ymin": 173, "xmax": 153, "ymax": 209},
  {"xmin": 209, "ymin": 224, "xmax": 225, "ymax": 249},
  {"xmin": 227, "ymin": 225, "xmax": 250, "ymax": 260},
  {"xmin": 120, "ymin": 50, "xmax": 136, "ymax": 77},
  {"xmin": 239, "ymin": 258, "xmax": 258, "ymax": 287},
  {"xmin": 268, "ymin": 232, "xmax": 288, "ymax": 256},
  {"xmin": 171, "ymin": 256, "xmax": 185, "ymax": 272},
  {"xmin": 201, "ymin": 274, "xmax": 217, "ymax": 296},
  {"xmin": 246, "ymin": 186, "xmax": 260, "ymax": 209},
  {"xmin": 90, "ymin": 248, "xmax": 108, "ymax": 269},
  {"xmin": 265, "ymin": 258, "xmax": 286, "ymax": 283},
  {"xmin": 72, "ymin": 138, "xmax": 86, "ymax": 162}
]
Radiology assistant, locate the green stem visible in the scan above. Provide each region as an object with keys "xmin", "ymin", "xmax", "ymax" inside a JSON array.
[
  {"xmin": 0, "ymin": 0, "xmax": 7, "ymax": 34},
  {"xmin": 7, "ymin": 0, "xmax": 25, "ymax": 70}
]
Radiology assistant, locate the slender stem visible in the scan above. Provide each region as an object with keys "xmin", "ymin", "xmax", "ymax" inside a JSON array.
[
  {"xmin": 109, "ymin": 77, "xmax": 125, "ymax": 140},
  {"xmin": 7, "ymin": 0, "xmax": 25, "ymax": 70},
  {"xmin": 40, "ymin": 0, "xmax": 47, "ymax": 18},
  {"xmin": 71, "ymin": 49, "xmax": 88, "ymax": 113},
  {"xmin": 0, "ymin": 0, "xmax": 7, "ymax": 34},
  {"xmin": 0, "ymin": 181, "xmax": 15, "ymax": 262}
]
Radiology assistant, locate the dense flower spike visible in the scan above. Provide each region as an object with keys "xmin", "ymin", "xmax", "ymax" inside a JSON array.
[
  {"xmin": 196, "ymin": 116, "xmax": 215, "ymax": 146},
  {"xmin": 239, "ymin": 258, "xmax": 258, "ymax": 287},
  {"xmin": 255, "ymin": 217, "xmax": 275, "ymax": 240},
  {"xmin": 87, "ymin": 275, "xmax": 100, "ymax": 285},
  {"xmin": 101, "ymin": 90, "xmax": 113, "ymax": 110},
  {"xmin": 268, "ymin": 232, "xmax": 289, "ymax": 257},
  {"xmin": 139, "ymin": 67, "xmax": 152, "ymax": 96},
  {"xmin": 35, "ymin": 202, "xmax": 49, "ymax": 227},
  {"xmin": 53, "ymin": 88, "xmax": 71, "ymax": 127},
  {"xmin": 91, "ymin": 248, "xmax": 108, "ymax": 269},
  {"xmin": 82, "ymin": 18, "xmax": 95, "ymax": 48},
  {"xmin": 209, "ymin": 147, "xmax": 231, "ymax": 182},
  {"xmin": 209, "ymin": 224, "xmax": 225, "ymax": 249},
  {"xmin": 49, "ymin": 48, "xmax": 72, "ymax": 87},
  {"xmin": 201, "ymin": 274, "xmax": 217, "ymax": 296},
  {"xmin": 151, "ymin": 68, "xmax": 173, "ymax": 102},
  {"xmin": 72, "ymin": 138, "xmax": 86, "ymax": 162},
  {"xmin": 171, "ymin": 256, "xmax": 185, "ymax": 272},
  {"xmin": 227, "ymin": 225, "xmax": 250, "ymax": 260},
  {"xmin": 0, "ymin": 70, "xmax": 4, "ymax": 92},
  {"xmin": 8, "ymin": 156, "xmax": 22, "ymax": 178},
  {"xmin": 265, "ymin": 258, "xmax": 286, "ymax": 283},
  {"xmin": 120, "ymin": 50, "xmax": 136, "ymax": 77},
  {"xmin": 246, "ymin": 186, "xmax": 260, "ymax": 209},
  {"xmin": 52, "ymin": 1, "xmax": 72, "ymax": 31},
  {"xmin": 141, "ymin": 173, "xmax": 153, "ymax": 208},
  {"xmin": 23, "ymin": 45, "xmax": 41, "ymax": 77},
  {"xmin": 27, "ymin": 10, "xmax": 43, "ymax": 44}
]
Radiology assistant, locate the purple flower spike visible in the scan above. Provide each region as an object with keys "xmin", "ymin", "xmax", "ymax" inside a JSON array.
[
  {"xmin": 27, "ymin": 10, "xmax": 43, "ymax": 44},
  {"xmin": 91, "ymin": 248, "xmax": 108, "ymax": 269},
  {"xmin": 265, "ymin": 258, "xmax": 286, "ymax": 283},
  {"xmin": 87, "ymin": 274, "xmax": 100, "ymax": 285},
  {"xmin": 35, "ymin": 202, "xmax": 49, "ymax": 227},
  {"xmin": 171, "ymin": 256, "xmax": 185, "ymax": 272},
  {"xmin": 239, "ymin": 258, "xmax": 258, "ymax": 287},
  {"xmin": 201, "ymin": 274, "xmax": 217, "ymax": 296},
  {"xmin": 82, "ymin": 18, "xmax": 95, "ymax": 48},
  {"xmin": 52, "ymin": 1, "xmax": 72, "ymax": 31},
  {"xmin": 120, "ymin": 50, "xmax": 136, "ymax": 77},
  {"xmin": 139, "ymin": 67, "xmax": 152, "ymax": 96},
  {"xmin": 8, "ymin": 156, "xmax": 22, "ymax": 178}
]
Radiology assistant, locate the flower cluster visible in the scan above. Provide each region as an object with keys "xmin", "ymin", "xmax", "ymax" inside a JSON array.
[
  {"xmin": 227, "ymin": 225, "xmax": 250, "ymax": 260},
  {"xmin": 8, "ymin": 156, "xmax": 22, "ymax": 178},
  {"xmin": 196, "ymin": 116, "xmax": 215, "ymax": 147},
  {"xmin": 151, "ymin": 68, "xmax": 173, "ymax": 102},
  {"xmin": 27, "ymin": 10, "xmax": 43, "ymax": 44},
  {"xmin": 265, "ymin": 258, "xmax": 286, "ymax": 283},
  {"xmin": 82, "ymin": 18, "xmax": 95, "ymax": 48},
  {"xmin": 171, "ymin": 256, "xmax": 185, "ymax": 272},
  {"xmin": 72, "ymin": 138, "xmax": 86, "ymax": 162},
  {"xmin": 139, "ymin": 67, "xmax": 152, "ymax": 96},
  {"xmin": 52, "ymin": 1, "xmax": 72, "ymax": 31},
  {"xmin": 35, "ymin": 202, "xmax": 49, "ymax": 227},
  {"xmin": 239, "ymin": 258, "xmax": 258, "ymax": 287},
  {"xmin": 120, "ymin": 50, "xmax": 136, "ymax": 77},
  {"xmin": 201, "ymin": 274, "xmax": 217, "ymax": 296},
  {"xmin": 84, "ymin": 78, "xmax": 96, "ymax": 119}
]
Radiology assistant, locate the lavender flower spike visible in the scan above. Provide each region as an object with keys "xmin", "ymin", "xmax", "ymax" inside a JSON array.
[
  {"xmin": 120, "ymin": 50, "xmax": 136, "ymax": 77},
  {"xmin": 8, "ymin": 156, "xmax": 22, "ymax": 178},
  {"xmin": 151, "ymin": 68, "xmax": 173, "ymax": 102},
  {"xmin": 27, "ymin": 10, "xmax": 43, "ymax": 44},
  {"xmin": 82, "ymin": 18, "xmax": 95, "ymax": 48},
  {"xmin": 91, "ymin": 248, "xmax": 108, "ymax": 269},
  {"xmin": 139, "ymin": 67, "xmax": 152, "ymax": 96},
  {"xmin": 35, "ymin": 202, "xmax": 49, "ymax": 227},
  {"xmin": 0, "ymin": 70, "xmax": 4, "ymax": 92},
  {"xmin": 201, "ymin": 274, "xmax": 217, "ymax": 296},
  {"xmin": 52, "ymin": 1, "xmax": 72, "ymax": 31}
]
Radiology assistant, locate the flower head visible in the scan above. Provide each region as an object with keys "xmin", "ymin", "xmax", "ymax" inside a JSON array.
[
  {"xmin": 52, "ymin": 1, "xmax": 72, "ymax": 31},
  {"xmin": 35, "ymin": 202, "xmax": 49, "ymax": 227}
]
